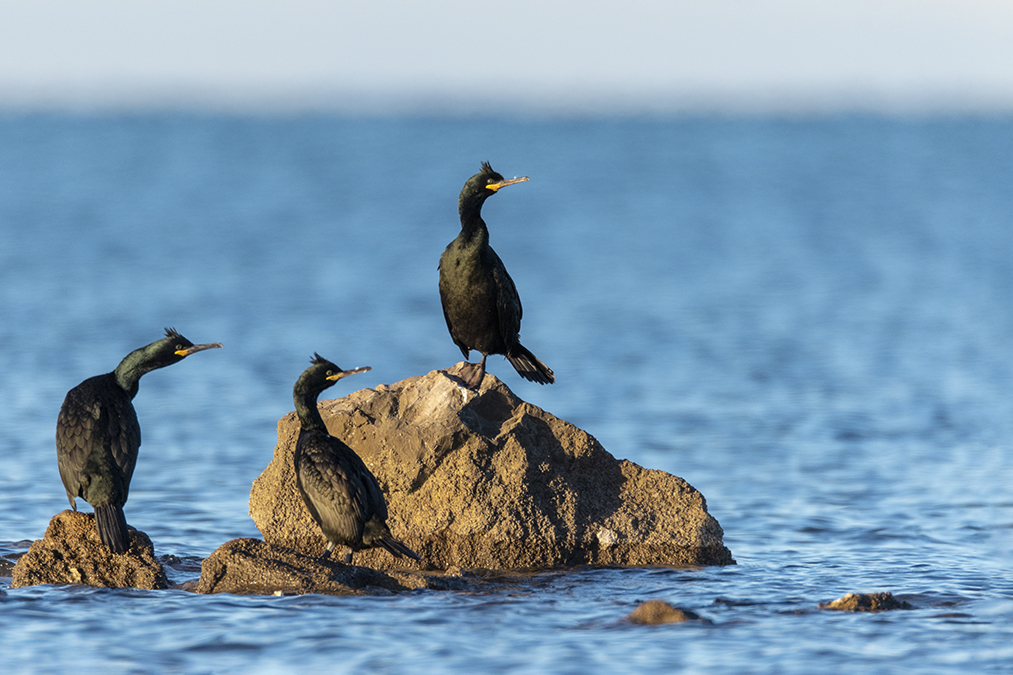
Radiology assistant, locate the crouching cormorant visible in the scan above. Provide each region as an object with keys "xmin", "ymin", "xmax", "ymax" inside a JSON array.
[
  {"xmin": 56, "ymin": 328, "xmax": 223, "ymax": 553},
  {"xmin": 293, "ymin": 354, "xmax": 420, "ymax": 565},
  {"xmin": 439, "ymin": 161, "xmax": 554, "ymax": 390}
]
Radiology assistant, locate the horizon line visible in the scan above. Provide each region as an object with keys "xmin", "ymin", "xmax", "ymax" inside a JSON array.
[{"xmin": 3, "ymin": 84, "xmax": 1013, "ymax": 117}]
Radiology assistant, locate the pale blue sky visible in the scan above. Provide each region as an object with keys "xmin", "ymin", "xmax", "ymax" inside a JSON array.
[{"xmin": 2, "ymin": 0, "xmax": 1012, "ymax": 112}]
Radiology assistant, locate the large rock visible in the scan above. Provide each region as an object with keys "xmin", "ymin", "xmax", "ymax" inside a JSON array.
[
  {"xmin": 11, "ymin": 510, "xmax": 168, "ymax": 589},
  {"xmin": 250, "ymin": 365, "xmax": 733, "ymax": 570}
]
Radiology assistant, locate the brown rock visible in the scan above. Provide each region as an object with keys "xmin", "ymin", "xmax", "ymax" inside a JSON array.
[
  {"xmin": 10, "ymin": 510, "xmax": 168, "ymax": 589},
  {"xmin": 190, "ymin": 538, "xmax": 469, "ymax": 595},
  {"xmin": 627, "ymin": 600, "xmax": 704, "ymax": 624},
  {"xmin": 819, "ymin": 592, "xmax": 914, "ymax": 612},
  {"xmin": 250, "ymin": 365, "xmax": 734, "ymax": 570}
]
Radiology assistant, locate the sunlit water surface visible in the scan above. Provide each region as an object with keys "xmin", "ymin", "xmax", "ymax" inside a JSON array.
[{"xmin": 1, "ymin": 114, "xmax": 1012, "ymax": 673}]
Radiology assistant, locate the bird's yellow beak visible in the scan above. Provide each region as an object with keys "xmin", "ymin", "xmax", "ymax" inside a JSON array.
[
  {"xmin": 326, "ymin": 366, "xmax": 372, "ymax": 381},
  {"xmin": 176, "ymin": 342, "xmax": 224, "ymax": 357},
  {"xmin": 486, "ymin": 176, "xmax": 529, "ymax": 192}
]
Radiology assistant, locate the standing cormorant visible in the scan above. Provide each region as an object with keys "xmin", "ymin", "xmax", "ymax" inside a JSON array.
[
  {"xmin": 293, "ymin": 354, "xmax": 420, "ymax": 565},
  {"xmin": 439, "ymin": 161, "xmax": 554, "ymax": 390},
  {"xmin": 56, "ymin": 328, "xmax": 223, "ymax": 554}
]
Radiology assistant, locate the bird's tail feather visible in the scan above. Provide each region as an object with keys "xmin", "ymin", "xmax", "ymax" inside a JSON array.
[
  {"xmin": 507, "ymin": 343, "xmax": 555, "ymax": 385},
  {"xmin": 379, "ymin": 535, "xmax": 421, "ymax": 562},
  {"xmin": 95, "ymin": 504, "xmax": 130, "ymax": 554}
]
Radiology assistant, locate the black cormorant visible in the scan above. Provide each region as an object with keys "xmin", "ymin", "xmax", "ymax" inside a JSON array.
[
  {"xmin": 56, "ymin": 328, "xmax": 223, "ymax": 554},
  {"xmin": 293, "ymin": 354, "xmax": 420, "ymax": 565},
  {"xmin": 439, "ymin": 161, "xmax": 554, "ymax": 390}
]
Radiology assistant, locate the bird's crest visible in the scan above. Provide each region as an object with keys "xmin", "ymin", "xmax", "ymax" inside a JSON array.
[
  {"xmin": 164, "ymin": 327, "xmax": 183, "ymax": 341},
  {"xmin": 310, "ymin": 353, "xmax": 329, "ymax": 366},
  {"xmin": 480, "ymin": 160, "xmax": 494, "ymax": 175}
]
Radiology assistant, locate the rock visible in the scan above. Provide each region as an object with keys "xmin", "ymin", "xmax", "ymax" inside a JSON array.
[
  {"xmin": 10, "ymin": 510, "xmax": 168, "ymax": 590},
  {"xmin": 250, "ymin": 365, "xmax": 734, "ymax": 570},
  {"xmin": 818, "ymin": 592, "xmax": 914, "ymax": 612},
  {"xmin": 627, "ymin": 600, "xmax": 705, "ymax": 624},
  {"xmin": 190, "ymin": 538, "xmax": 469, "ymax": 596}
]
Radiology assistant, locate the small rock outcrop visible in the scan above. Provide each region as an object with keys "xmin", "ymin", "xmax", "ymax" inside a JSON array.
[
  {"xmin": 627, "ymin": 600, "xmax": 706, "ymax": 624},
  {"xmin": 250, "ymin": 365, "xmax": 733, "ymax": 570},
  {"xmin": 819, "ymin": 592, "xmax": 913, "ymax": 612},
  {"xmin": 11, "ymin": 510, "xmax": 168, "ymax": 589},
  {"xmin": 190, "ymin": 538, "xmax": 467, "ymax": 595}
]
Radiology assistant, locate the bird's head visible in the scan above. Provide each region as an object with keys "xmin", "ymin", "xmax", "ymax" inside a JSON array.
[
  {"xmin": 459, "ymin": 161, "xmax": 529, "ymax": 212},
  {"xmin": 150, "ymin": 327, "xmax": 224, "ymax": 368},
  {"xmin": 114, "ymin": 327, "xmax": 223, "ymax": 392},
  {"xmin": 296, "ymin": 353, "xmax": 372, "ymax": 398}
]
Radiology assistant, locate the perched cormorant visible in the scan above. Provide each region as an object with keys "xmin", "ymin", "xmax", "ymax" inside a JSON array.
[
  {"xmin": 56, "ymin": 328, "xmax": 223, "ymax": 554},
  {"xmin": 439, "ymin": 161, "xmax": 554, "ymax": 390},
  {"xmin": 293, "ymin": 354, "xmax": 420, "ymax": 565}
]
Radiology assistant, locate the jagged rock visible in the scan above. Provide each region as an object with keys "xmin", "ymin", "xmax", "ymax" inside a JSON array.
[
  {"xmin": 627, "ymin": 600, "xmax": 706, "ymax": 624},
  {"xmin": 819, "ymin": 592, "xmax": 914, "ymax": 612},
  {"xmin": 10, "ymin": 510, "xmax": 168, "ymax": 589},
  {"xmin": 250, "ymin": 365, "xmax": 734, "ymax": 570},
  {"xmin": 190, "ymin": 538, "xmax": 469, "ymax": 595}
]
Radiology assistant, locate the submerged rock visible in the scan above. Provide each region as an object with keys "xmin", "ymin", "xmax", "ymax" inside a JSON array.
[
  {"xmin": 10, "ymin": 510, "xmax": 168, "ymax": 590},
  {"xmin": 190, "ymin": 538, "xmax": 468, "ymax": 596},
  {"xmin": 250, "ymin": 365, "xmax": 734, "ymax": 570},
  {"xmin": 627, "ymin": 600, "xmax": 706, "ymax": 624},
  {"xmin": 819, "ymin": 592, "xmax": 914, "ymax": 612}
]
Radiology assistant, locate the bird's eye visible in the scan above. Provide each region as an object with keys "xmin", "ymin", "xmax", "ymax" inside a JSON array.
[
  {"xmin": 175, "ymin": 345, "xmax": 183, "ymax": 351},
  {"xmin": 326, "ymin": 370, "xmax": 333, "ymax": 376}
]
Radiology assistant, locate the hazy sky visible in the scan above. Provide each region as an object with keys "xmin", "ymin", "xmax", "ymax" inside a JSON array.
[{"xmin": 2, "ymin": 0, "xmax": 1012, "ymax": 112}]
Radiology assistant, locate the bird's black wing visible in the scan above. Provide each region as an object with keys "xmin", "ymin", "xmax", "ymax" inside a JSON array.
[
  {"xmin": 106, "ymin": 392, "xmax": 141, "ymax": 487},
  {"xmin": 353, "ymin": 453, "xmax": 390, "ymax": 524},
  {"xmin": 56, "ymin": 386, "xmax": 98, "ymax": 503},
  {"xmin": 489, "ymin": 249, "xmax": 523, "ymax": 347},
  {"xmin": 297, "ymin": 435, "xmax": 368, "ymax": 543},
  {"xmin": 56, "ymin": 376, "xmax": 141, "ymax": 504}
]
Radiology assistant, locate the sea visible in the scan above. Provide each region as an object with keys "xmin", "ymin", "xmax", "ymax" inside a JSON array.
[{"xmin": 0, "ymin": 112, "xmax": 1011, "ymax": 674}]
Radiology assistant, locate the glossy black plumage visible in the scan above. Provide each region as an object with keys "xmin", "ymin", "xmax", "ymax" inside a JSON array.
[
  {"xmin": 293, "ymin": 354, "xmax": 420, "ymax": 565},
  {"xmin": 438, "ymin": 161, "xmax": 554, "ymax": 389},
  {"xmin": 56, "ymin": 328, "xmax": 223, "ymax": 553}
]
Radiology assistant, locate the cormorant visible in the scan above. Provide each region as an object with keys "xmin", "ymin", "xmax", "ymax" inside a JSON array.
[
  {"xmin": 56, "ymin": 328, "xmax": 223, "ymax": 554},
  {"xmin": 293, "ymin": 354, "xmax": 420, "ymax": 565},
  {"xmin": 439, "ymin": 161, "xmax": 554, "ymax": 390}
]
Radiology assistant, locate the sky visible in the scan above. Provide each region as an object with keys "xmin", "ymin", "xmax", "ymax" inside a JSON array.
[{"xmin": 2, "ymin": 0, "xmax": 1012, "ymax": 113}]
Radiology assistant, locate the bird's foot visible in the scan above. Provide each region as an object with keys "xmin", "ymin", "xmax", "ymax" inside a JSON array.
[
  {"xmin": 343, "ymin": 548, "xmax": 353, "ymax": 565},
  {"xmin": 458, "ymin": 360, "xmax": 486, "ymax": 391}
]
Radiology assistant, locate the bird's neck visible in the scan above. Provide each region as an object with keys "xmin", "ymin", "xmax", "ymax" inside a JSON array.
[
  {"xmin": 294, "ymin": 390, "xmax": 327, "ymax": 432},
  {"xmin": 113, "ymin": 346, "xmax": 161, "ymax": 397},
  {"xmin": 458, "ymin": 210, "xmax": 489, "ymax": 247}
]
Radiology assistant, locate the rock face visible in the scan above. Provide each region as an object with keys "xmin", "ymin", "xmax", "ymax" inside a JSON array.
[
  {"xmin": 250, "ymin": 365, "xmax": 734, "ymax": 570},
  {"xmin": 11, "ymin": 510, "xmax": 168, "ymax": 589},
  {"xmin": 191, "ymin": 538, "xmax": 467, "ymax": 596}
]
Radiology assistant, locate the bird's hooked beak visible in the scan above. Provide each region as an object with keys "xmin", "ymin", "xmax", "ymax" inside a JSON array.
[
  {"xmin": 176, "ymin": 342, "xmax": 224, "ymax": 357},
  {"xmin": 327, "ymin": 366, "xmax": 372, "ymax": 381},
  {"xmin": 485, "ymin": 176, "xmax": 529, "ymax": 192}
]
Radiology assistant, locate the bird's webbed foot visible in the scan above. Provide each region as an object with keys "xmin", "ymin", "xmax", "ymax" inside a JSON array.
[{"xmin": 458, "ymin": 356, "xmax": 487, "ymax": 390}]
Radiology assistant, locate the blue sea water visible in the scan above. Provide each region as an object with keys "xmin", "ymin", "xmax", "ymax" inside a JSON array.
[{"xmin": 1, "ymin": 113, "xmax": 1012, "ymax": 674}]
